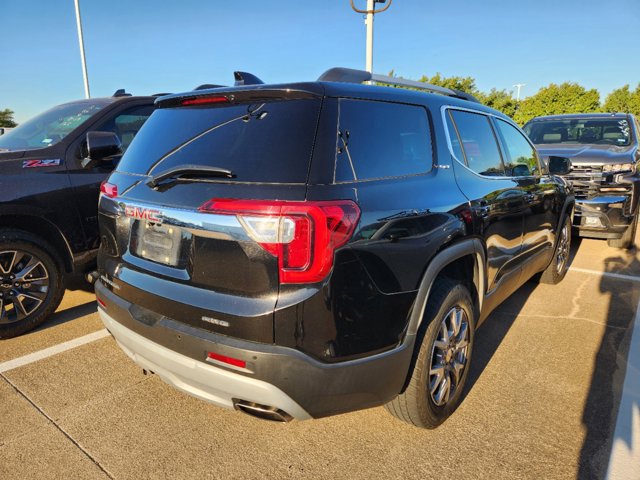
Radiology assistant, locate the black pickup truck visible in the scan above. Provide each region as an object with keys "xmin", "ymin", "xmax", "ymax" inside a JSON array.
[
  {"xmin": 524, "ymin": 113, "xmax": 640, "ymax": 248},
  {"xmin": 0, "ymin": 92, "xmax": 155, "ymax": 338}
]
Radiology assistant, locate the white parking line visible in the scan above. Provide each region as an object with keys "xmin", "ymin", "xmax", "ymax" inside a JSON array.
[
  {"xmin": 606, "ymin": 298, "xmax": 640, "ymax": 479},
  {"xmin": 569, "ymin": 267, "xmax": 640, "ymax": 283},
  {"xmin": 0, "ymin": 329, "xmax": 110, "ymax": 373}
]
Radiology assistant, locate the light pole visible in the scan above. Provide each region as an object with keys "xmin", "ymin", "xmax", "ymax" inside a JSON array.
[
  {"xmin": 73, "ymin": 0, "xmax": 90, "ymax": 98},
  {"xmin": 513, "ymin": 83, "xmax": 526, "ymax": 102},
  {"xmin": 350, "ymin": 0, "xmax": 392, "ymax": 73}
]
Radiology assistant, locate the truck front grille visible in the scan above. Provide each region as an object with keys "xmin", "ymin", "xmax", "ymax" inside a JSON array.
[{"xmin": 567, "ymin": 165, "xmax": 603, "ymax": 200}]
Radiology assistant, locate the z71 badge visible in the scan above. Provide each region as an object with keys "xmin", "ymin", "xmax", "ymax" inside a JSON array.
[{"xmin": 23, "ymin": 159, "xmax": 62, "ymax": 168}]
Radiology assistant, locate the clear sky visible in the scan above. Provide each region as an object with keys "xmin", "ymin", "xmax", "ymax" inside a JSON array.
[{"xmin": 1, "ymin": 0, "xmax": 639, "ymax": 123}]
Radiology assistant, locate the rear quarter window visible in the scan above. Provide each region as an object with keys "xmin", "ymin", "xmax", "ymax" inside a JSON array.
[
  {"xmin": 334, "ymin": 99, "xmax": 433, "ymax": 183},
  {"xmin": 116, "ymin": 99, "xmax": 322, "ymax": 184}
]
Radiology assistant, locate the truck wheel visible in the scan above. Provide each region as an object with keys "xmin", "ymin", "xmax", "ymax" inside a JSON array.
[
  {"xmin": 385, "ymin": 278, "xmax": 475, "ymax": 428},
  {"xmin": 0, "ymin": 230, "xmax": 65, "ymax": 339},
  {"xmin": 607, "ymin": 212, "xmax": 638, "ymax": 250},
  {"xmin": 539, "ymin": 216, "xmax": 571, "ymax": 285}
]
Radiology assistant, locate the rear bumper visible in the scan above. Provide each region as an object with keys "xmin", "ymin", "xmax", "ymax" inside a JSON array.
[
  {"xmin": 573, "ymin": 195, "xmax": 636, "ymax": 238},
  {"xmin": 96, "ymin": 280, "xmax": 414, "ymax": 419},
  {"xmin": 99, "ymin": 308, "xmax": 312, "ymax": 420}
]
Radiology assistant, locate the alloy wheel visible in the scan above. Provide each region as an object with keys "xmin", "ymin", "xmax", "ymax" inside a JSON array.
[
  {"xmin": 556, "ymin": 223, "xmax": 570, "ymax": 274},
  {"xmin": 429, "ymin": 306, "xmax": 470, "ymax": 407},
  {"xmin": 0, "ymin": 250, "xmax": 49, "ymax": 324}
]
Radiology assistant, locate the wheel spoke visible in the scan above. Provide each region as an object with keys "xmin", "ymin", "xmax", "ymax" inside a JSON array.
[
  {"xmin": 450, "ymin": 308, "xmax": 462, "ymax": 336},
  {"xmin": 440, "ymin": 321, "xmax": 450, "ymax": 343},
  {"xmin": 12, "ymin": 295, "xmax": 28, "ymax": 320},
  {"xmin": 433, "ymin": 340, "xmax": 448, "ymax": 351},
  {"xmin": 437, "ymin": 372, "xmax": 451, "ymax": 404},
  {"xmin": 0, "ymin": 251, "xmax": 18, "ymax": 275},
  {"xmin": 15, "ymin": 257, "xmax": 45, "ymax": 281},
  {"xmin": 452, "ymin": 360, "xmax": 465, "ymax": 386},
  {"xmin": 430, "ymin": 367, "xmax": 445, "ymax": 396},
  {"xmin": 19, "ymin": 290, "xmax": 46, "ymax": 304}
]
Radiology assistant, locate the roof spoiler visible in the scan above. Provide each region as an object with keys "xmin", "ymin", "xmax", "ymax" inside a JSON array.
[
  {"xmin": 234, "ymin": 71, "xmax": 264, "ymax": 86},
  {"xmin": 317, "ymin": 67, "xmax": 480, "ymax": 103},
  {"xmin": 112, "ymin": 89, "xmax": 132, "ymax": 97}
]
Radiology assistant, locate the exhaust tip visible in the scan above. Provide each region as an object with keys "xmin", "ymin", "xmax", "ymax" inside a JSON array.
[{"xmin": 233, "ymin": 400, "xmax": 293, "ymax": 423}]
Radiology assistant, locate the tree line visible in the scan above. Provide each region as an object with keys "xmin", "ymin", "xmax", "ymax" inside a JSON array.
[{"xmin": 386, "ymin": 71, "xmax": 640, "ymax": 125}]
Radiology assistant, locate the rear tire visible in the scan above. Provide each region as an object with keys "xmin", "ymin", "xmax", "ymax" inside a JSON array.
[
  {"xmin": 385, "ymin": 278, "xmax": 475, "ymax": 429},
  {"xmin": 607, "ymin": 212, "xmax": 638, "ymax": 250},
  {"xmin": 539, "ymin": 216, "xmax": 571, "ymax": 285},
  {"xmin": 0, "ymin": 230, "xmax": 65, "ymax": 339}
]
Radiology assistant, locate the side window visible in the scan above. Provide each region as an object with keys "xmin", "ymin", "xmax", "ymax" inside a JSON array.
[
  {"xmin": 494, "ymin": 119, "xmax": 540, "ymax": 177},
  {"xmin": 94, "ymin": 105, "xmax": 154, "ymax": 153},
  {"xmin": 445, "ymin": 113, "xmax": 465, "ymax": 162},
  {"xmin": 335, "ymin": 99, "xmax": 432, "ymax": 182},
  {"xmin": 448, "ymin": 110, "xmax": 504, "ymax": 176}
]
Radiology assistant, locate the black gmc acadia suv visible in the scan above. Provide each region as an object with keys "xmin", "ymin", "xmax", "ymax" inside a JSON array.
[
  {"xmin": 0, "ymin": 92, "xmax": 156, "ymax": 338},
  {"xmin": 95, "ymin": 68, "xmax": 573, "ymax": 428},
  {"xmin": 524, "ymin": 113, "xmax": 640, "ymax": 249}
]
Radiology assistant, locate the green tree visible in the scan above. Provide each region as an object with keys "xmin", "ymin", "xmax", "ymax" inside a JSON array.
[
  {"xmin": 418, "ymin": 73, "xmax": 479, "ymax": 96},
  {"xmin": 603, "ymin": 84, "xmax": 640, "ymax": 116},
  {"xmin": 513, "ymin": 83, "xmax": 600, "ymax": 125},
  {"xmin": 0, "ymin": 108, "xmax": 17, "ymax": 128},
  {"xmin": 476, "ymin": 88, "xmax": 518, "ymax": 118}
]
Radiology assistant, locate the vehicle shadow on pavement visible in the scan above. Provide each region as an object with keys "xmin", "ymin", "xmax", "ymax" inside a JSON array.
[
  {"xmin": 464, "ymin": 237, "xmax": 583, "ymax": 400},
  {"xmin": 579, "ymin": 248, "xmax": 639, "ymax": 480},
  {"xmin": 32, "ymin": 301, "xmax": 98, "ymax": 334}
]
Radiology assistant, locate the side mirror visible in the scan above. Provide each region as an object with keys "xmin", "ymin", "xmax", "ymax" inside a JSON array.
[
  {"xmin": 548, "ymin": 156, "xmax": 571, "ymax": 175},
  {"xmin": 81, "ymin": 131, "xmax": 122, "ymax": 168}
]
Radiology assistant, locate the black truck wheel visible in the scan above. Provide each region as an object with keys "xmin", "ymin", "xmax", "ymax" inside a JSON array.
[
  {"xmin": 607, "ymin": 211, "xmax": 638, "ymax": 250},
  {"xmin": 385, "ymin": 278, "xmax": 475, "ymax": 428},
  {"xmin": 539, "ymin": 215, "xmax": 571, "ymax": 285},
  {"xmin": 0, "ymin": 230, "xmax": 65, "ymax": 339}
]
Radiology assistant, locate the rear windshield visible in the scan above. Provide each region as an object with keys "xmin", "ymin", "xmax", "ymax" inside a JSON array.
[
  {"xmin": 523, "ymin": 118, "xmax": 632, "ymax": 146},
  {"xmin": 116, "ymin": 99, "xmax": 322, "ymax": 183}
]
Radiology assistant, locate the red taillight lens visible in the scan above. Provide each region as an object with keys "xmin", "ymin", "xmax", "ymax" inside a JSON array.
[
  {"xmin": 199, "ymin": 199, "xmax": 360, "ymax": 284},
  {"xmin": 96, "ymin": 297, "xmax": 107, "ymax": 309},
  {"xmin": 181, "ymin": 96, "xmax": 229, "ymax": 106},
  {"xmin": 207, "ymin": 351, "xmax": 246, "ymax": 369},
  {"xmin": 100, "ymin": 181, "xmax": 118, "ymax": 198}
]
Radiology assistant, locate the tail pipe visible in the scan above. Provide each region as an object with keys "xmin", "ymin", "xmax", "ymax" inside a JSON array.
[{"xmin": 233, "ymin": 400, "xmax": 293, "ymax": 423}]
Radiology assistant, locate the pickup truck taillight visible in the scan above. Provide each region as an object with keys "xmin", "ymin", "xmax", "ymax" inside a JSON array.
[
  {"xmin": 100, "ymin": 181, "xmax": 118, "ymax": 198},
  {"xmin": 198, "ymin": 199, "xmax": 360, "ymax": 284}
]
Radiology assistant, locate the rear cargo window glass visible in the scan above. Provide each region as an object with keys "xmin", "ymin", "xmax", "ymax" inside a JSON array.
[
  {"xmin": 494, "ymin": 119, "xmax": 540, "ymax": 177},
  {"xmin": 116, "ymin": 99, "xmax": 321, "ymax": 183},
  {"xmin": 335, "ymin": 99, "xmax": 432, "ymax": 182},
  {"xmin": 448, "ymin": 110, "xmax": 505, "ymax": 177}
]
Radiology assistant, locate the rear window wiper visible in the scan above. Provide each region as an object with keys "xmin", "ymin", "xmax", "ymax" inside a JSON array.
[{"xmin": 146, "ymin": 164, "xmax": 235, "ymax": 188}]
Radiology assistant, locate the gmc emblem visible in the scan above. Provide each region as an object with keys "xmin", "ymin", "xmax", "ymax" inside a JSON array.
[{"xmin": 124, "ymin": 205, "xmax": 162, "ymax": 223}]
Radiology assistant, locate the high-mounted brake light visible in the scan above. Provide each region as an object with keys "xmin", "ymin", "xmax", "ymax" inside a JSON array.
[
  {"xmin": 198, "ymin": 199, "xmax": 360, "ymax": 284},
  {"xmin": 100, "ymin": 181, "xmax": 118, "ymax": 198},
  {"xmin": 181, "ymin": 96, "xmax": 229, "ymax": 106}
]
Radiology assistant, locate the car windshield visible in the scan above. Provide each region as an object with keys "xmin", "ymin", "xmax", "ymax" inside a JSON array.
[
  {"xmin": 0, "ymin": 99, "xmax": 112, "ymax": 152},
  {"xmin": 523, "ymin": 118, "xmax": 632, "ymax": 146}
]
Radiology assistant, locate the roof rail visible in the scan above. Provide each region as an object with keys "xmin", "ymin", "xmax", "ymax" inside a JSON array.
[{"xmin": 317, "ymin": 67, "xmax": 480, "ymax": 103}]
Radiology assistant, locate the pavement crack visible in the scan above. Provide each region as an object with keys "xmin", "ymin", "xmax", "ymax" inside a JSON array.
[
  {"xmin": 0, "ymin": 372, "xmax": 115, "ymax": 480},
  {"xmin": 568, "ymin": 276, "xmax": 590, "ymax": 319}
]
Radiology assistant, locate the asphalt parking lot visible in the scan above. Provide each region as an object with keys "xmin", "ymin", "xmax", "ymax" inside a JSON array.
[{"xmin": 1, "ymin": 234, "xmax": 639, "ymax": 480}]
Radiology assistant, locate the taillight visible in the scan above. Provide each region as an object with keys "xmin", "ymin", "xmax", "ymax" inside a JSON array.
[
  {"xmin": 199, "ymin": 199, "xmax": 360, "ymax": 284},
  {"xmin": 181, "ymin": 95, "xmax": 229, "ymax": 106},
  {"xmin": 100, "ymin": 181, "xmax": 118, "ymax": 198}
]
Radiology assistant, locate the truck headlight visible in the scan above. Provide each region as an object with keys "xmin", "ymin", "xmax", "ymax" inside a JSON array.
[{"xmin": 602, "ymin": 163, "xmax": 636, "ymax": 174}]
